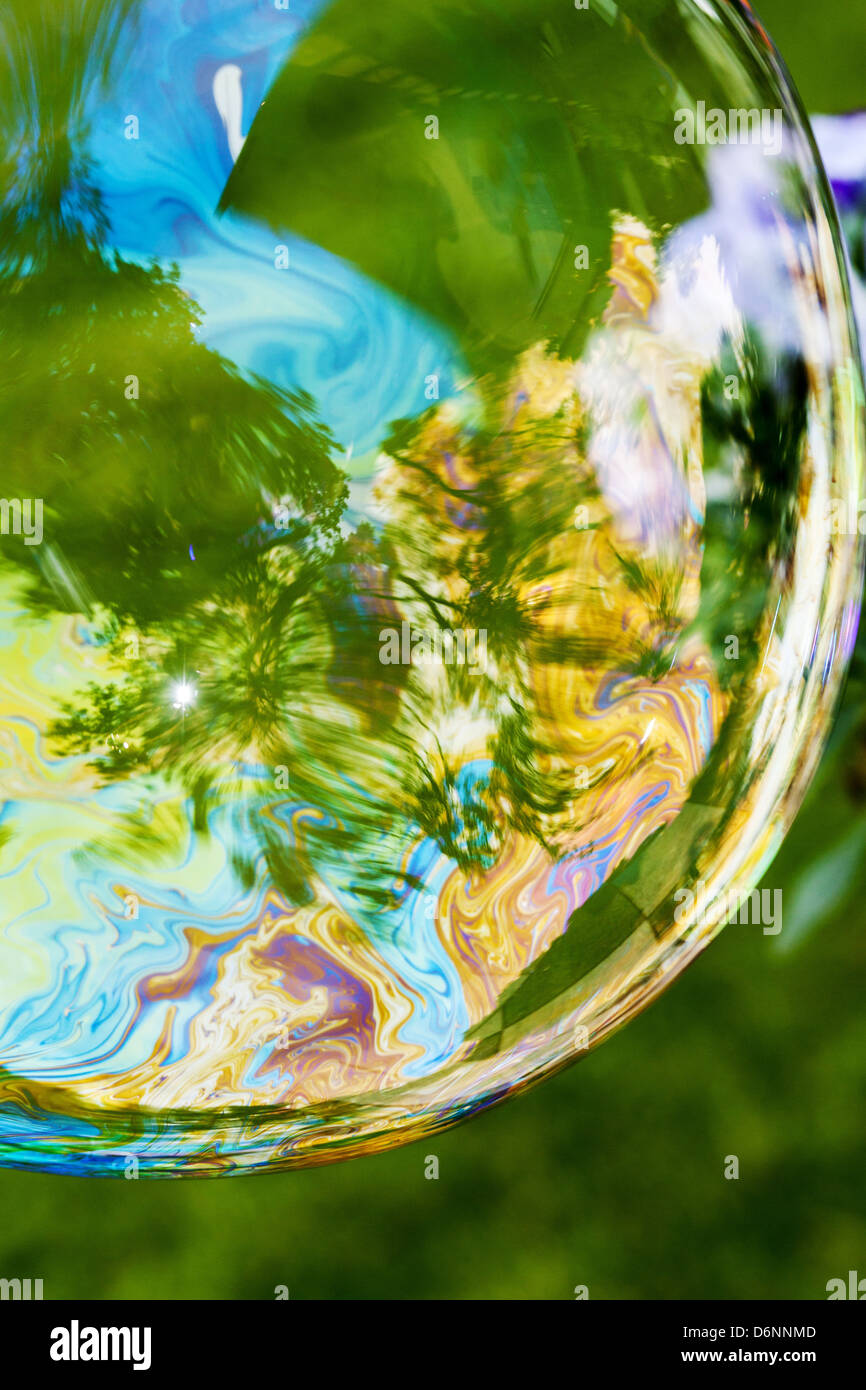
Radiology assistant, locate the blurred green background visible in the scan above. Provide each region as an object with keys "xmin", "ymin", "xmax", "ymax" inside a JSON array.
[{"xmin": 1, "ymin": 0, "xmax": 865, "ymax": 1300}]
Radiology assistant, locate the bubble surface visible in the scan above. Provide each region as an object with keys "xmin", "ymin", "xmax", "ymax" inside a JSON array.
[{"xmin": 0, "ymin": 0, "xmax": 862, "ymax": 1174}]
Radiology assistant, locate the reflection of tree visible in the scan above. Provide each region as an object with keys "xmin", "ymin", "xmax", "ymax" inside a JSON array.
[
  {"xmin": 0, "ymin": 0, "xmax": 807, "ymax": 927},
  {"xmin": 375, "ymin": 397, "xmax": 603, "ymax": 862},
  {"xmin": 49, "ymin": 540, "xmax": 415, "ymax": 908},
  {"xmin": 0, "ymin": 0, "xmax": 139, "ymax": 270},
  {"xmin": 693, "ymin": 330, "xmax": 807, "ymax": 693}
]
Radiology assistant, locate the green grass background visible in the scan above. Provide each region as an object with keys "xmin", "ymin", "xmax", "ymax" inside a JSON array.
[{"xmin": 1, "ymin": 0, "xmax": 865, "ymax": 1299}]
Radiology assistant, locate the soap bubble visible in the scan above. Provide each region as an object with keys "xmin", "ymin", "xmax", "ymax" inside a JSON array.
[{"xmin": 0, "ymin": 0, "xmax": 862, "ymax": 1174}]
